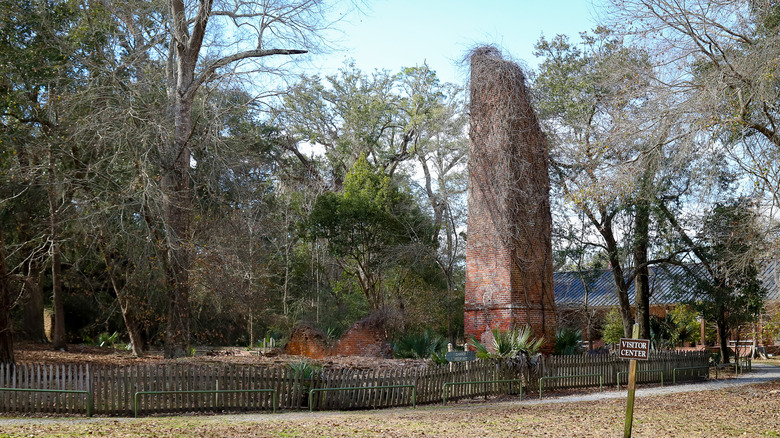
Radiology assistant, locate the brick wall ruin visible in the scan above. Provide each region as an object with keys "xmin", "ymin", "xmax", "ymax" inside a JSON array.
[
  {"xmin": 284, "ymin": 313, "xmax": 393, "ymax": 359},
  {"xmin": 334, "ymin": 318, "xmax": 393, "ymax": 358},
  {"xmin": 285, "ymin": 325, "xmax": 331, "ymax": 359}
]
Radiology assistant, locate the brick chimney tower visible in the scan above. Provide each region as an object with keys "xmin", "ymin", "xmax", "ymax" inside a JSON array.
[{"xmin": 465, "ymin": 47, "xmax": 556, "ymax": 352}]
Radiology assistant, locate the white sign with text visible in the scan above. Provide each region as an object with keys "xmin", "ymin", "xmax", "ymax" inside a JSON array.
[{"xmin": 618, "ymin": 338, "xmax": 650, "ymax": 360}]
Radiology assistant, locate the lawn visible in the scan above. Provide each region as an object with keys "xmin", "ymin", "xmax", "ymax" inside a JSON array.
[{"xmin": 1, "ymin": 378, "xmax": 779, "ymax": 437}]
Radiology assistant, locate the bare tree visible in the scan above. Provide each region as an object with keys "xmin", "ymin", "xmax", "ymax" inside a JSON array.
[
  {"xmin": 607, "ymin": 0, "xmax": 780, "ymax": 232},
  {"xmin": 150, "ymin": 0, "xmax": 339, "ymax": 357},
  {"xmin": 403, "ymin": 67, "xmax": 468, "ymax": 342},
  {"xmin": 276, "ymin": 62, "xmax": 430, "ymax": 186},
  {"xmin": 533, "ymin": 31, "xmax": 700, "ymax": 338},
  {"xmin": 534, "ymin": 32, "xmax": 649, "ymax": 337}
]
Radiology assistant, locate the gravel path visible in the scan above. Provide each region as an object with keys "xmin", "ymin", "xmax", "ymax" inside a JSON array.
[{"xmin": 525, "ymin": 362, "xmax": 780, "ymax": 405}]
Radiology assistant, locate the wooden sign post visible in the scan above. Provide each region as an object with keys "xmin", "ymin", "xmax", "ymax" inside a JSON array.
[{"xmin": 620, "ymin": 324, "xmax": 650, "ymax": 438}]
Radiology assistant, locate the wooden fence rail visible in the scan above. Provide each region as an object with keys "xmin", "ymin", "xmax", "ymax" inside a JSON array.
[{"xmin": 0, "ymin": 351, "xmax": 709, "ymax": 416}]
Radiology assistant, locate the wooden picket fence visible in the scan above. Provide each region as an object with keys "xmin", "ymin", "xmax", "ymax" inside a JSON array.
[
  {"xmin": 0, "ymin": 363, "xmax": 92, "ymax": 416},
  {"xmin": 538, "ymin": 350, "xmax": 710, "ymax": 391},
  {"xmin": 0, "ymin": 351, "xmax": 709, "ymax": 416}
]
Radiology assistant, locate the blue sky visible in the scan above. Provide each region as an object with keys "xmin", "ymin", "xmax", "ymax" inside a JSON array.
[{"xmin": 311, "ymin": 0, "xmax": 602, "ymax": 85}]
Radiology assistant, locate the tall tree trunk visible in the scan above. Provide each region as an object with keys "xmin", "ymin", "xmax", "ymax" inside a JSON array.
[
  {"xmin": 162, "ymin": 169, "xmax": 191, "ymax": 358},
  {"xmin": 601, "ymin": 222, "xmax": 635, "ymax": 337},
  {"xmin": 21, "ymin": 268, "xmax": 46, "ymax": 342},
  {"xmin": 50, "ymin": 226, "xmax": 66, "ymax": 350},
  {"xmin": 633, "ymin": 149, "xmax": 658, "ymax": 342},
  {"xmin": 116, "ymin": 291, "xmax": 146, "ymax": 358},
  {"xmin": 161, "ymin": 0, "xmax": 202, "ymax": 357},
  {"xmin": 716, "ymin": 316, "xmax": 730, "ymax": 364},
  {"xmin": 634, "ymin": 198, "xmax": 651, "ymax": 340},
  {"xmin": 162, "ymin": 92, "xmax": 193, "ymax": 358},
  {"xmin": 161, "ymin": 0, "xmax": 308, "ymax": 357},
  {"xmin": 282, "ymin": 208, "xmax": 290, "ymax": 316},
  {"xmin": 0, "ymin": 227, "xmax": 15, "ymax": 364},
  {"xmin": 101, "ymin": 248, "xmax": 146, "ymax": 357},
  {"xmin": 615, "ymin": 277, "xmax": 635, "ymax": 338},
  {"xmin": 17, "ymin": 219, "xmax": 46, "ymax": 342},
  {"xmin": 48, "ymin": 155, "xmax": 67, "ymax": 351}
]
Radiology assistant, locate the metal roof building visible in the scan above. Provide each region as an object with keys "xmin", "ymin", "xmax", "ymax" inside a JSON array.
[{"xmin": 554, "ymin": 260, "xmax": 780, "ymax": 308}]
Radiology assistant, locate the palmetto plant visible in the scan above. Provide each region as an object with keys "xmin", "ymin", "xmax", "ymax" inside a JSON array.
[
  {"xmin": 468, "ymin": 326, "xmax": 544, "ymax": 359},
  {"xmin": 392, "ymin": 330, "xmax": 446, "ymax": 360},
  {"xmin": 554, "ymin": 327, "xmax": 583, "ymax": 356},
  {"xmin": 287, "ymin": 359, "xmax": 321, "ymax": 381}
]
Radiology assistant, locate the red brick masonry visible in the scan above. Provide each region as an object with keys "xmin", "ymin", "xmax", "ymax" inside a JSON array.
[
  {"xmin": 284, "ymin": 314, "xmax": 393, "ymax": 359},
  {"xmin": 465, "ymin": 48, "xmax": 557, "ymax": 351}
]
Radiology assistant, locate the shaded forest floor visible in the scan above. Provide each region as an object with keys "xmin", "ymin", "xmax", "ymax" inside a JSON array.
[{"xmin": 12, "ymin": 342, "xmax": 429, "ymax": 369}]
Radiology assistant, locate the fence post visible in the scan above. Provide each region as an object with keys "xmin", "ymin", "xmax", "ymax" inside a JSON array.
[
  {"xmin": 85, "ymin": 364, "xmax": 93, "ymax": 417},
  {"xmin": 448, "ymin": 344, "xmax": 454, "ymax": 373}
]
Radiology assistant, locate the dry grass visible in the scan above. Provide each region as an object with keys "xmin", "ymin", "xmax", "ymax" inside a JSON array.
[{"xmin": 1, "ymin": 378, "xmax": 779, "ymax": 437}]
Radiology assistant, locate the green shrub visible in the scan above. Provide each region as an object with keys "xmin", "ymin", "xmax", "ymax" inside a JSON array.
[
  {"xmin": 601, "ymin": 308, "xmax": 625, "ymax": 345},
  {"xmin": 761, "ymin": 311, "xmax": 780, "ymax": 344},
  {"xmin": 287, "ymin": 359, "xmax": 322, "ymax": 380},
  {"xmin": 392, "ymin": 330, "xmax": 446, "ymax": 360},
  {"xmin": 430, "ymin": 347, "xmax": 448, "ymax": 365},
  {"xmin": 651, "ymin": 305, "xmax": 704, "ymax": 349},
  {"xmin": 554, "ymin": 327, "xmax": 583, "ymax": 355},
  {"xmin": 668, "ymin": 305, "xmax": 702, "ymax": 345}
]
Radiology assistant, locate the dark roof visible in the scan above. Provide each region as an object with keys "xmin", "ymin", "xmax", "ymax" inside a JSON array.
[{"xmin": 554, "ymin": 260, "xmax": 780, "ymax": 308}]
